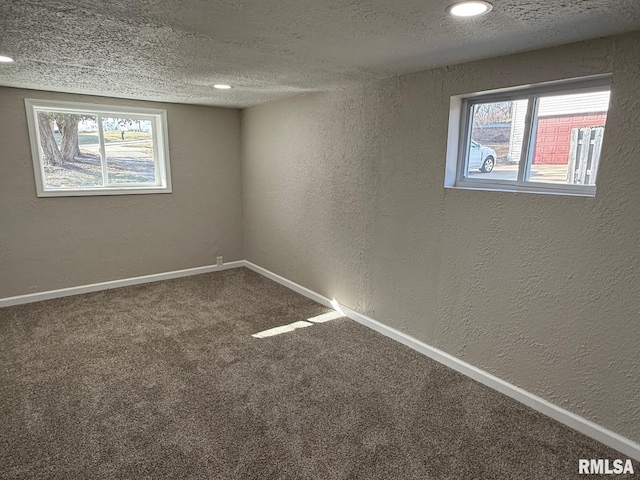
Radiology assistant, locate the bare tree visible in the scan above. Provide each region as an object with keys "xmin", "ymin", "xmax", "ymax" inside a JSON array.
[
  {"xmin": 37, "ymin": 113, "xmax": 64, "ymax": 165},
  {"xmin": 474, "ymin": 102, "xmax": 512, "ymax": 125},
  {"xmin": 37, "ymin": 112, "xmax": 90, "ymax": 165},
  {"xmin": 57, "ymin": 116, "xmax": 81, "ymax": 161}
]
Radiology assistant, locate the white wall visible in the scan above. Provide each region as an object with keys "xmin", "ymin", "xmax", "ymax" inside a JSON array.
[{"xmin": 241, "ymin": 32, "xmax": 640, "ymax": 444}]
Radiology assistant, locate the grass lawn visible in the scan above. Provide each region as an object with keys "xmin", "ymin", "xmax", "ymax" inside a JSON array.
[
  {"xmin": 78, "ymin": 131, "xmax": 152, "ymax": 144},
  {"xmin": 43, "ymin": 151, "xmax": 156, "ymax": 188}
]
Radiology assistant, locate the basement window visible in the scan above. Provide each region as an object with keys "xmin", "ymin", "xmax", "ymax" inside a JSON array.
[
  {"xmin": 25, "ymin": 99, "xmax": 172, "ymax": 197},
  {"xmin": 444, "ymin": 75, "xmax": 611, "ymax": 197}
]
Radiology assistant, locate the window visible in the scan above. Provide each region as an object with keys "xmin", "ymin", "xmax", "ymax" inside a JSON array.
[
  {"xmin": 25, "ymin": 99, "xmax": 172, "ymax": 197},
  {"xmin": 445, "ymin": 75, "xmax": 611, "ymax": 196}
]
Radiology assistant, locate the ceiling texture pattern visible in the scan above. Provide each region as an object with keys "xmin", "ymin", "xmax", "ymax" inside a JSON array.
[{"xmin": 1, "ymin": 0, "xmax": 639, "ymax": 107}]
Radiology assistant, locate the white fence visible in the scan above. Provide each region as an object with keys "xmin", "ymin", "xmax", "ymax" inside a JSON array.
[{"xmin": 567, "ymin": 127, "xmax": 604, "ymax": 185}]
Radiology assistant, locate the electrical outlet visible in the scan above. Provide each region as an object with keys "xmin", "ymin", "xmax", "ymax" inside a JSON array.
[{"xmin": 216, "ymin": 256, "xmax": 223, "ymax": 267}]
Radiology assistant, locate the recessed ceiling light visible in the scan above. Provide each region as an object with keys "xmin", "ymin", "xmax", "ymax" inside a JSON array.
[
  {"xmin": 447, "ymin": 1, "xmax": 493, "ymax": 17},
  {"xmin": 0, "ymin": 55, "xmax": 15, "ymax": 63},
  {"xmin": 214, "ymin": 84, "xmax": 232, "ymax": 90}
]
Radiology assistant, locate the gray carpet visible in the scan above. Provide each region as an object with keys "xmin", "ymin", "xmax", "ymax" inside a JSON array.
[{"xmin": 1, "ymin": 267, "xmax": 637, "ymax": 479}]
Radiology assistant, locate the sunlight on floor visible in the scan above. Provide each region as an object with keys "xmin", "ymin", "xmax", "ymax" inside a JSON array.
[
  {"xmin": 252, "ymin": 301, "xmax": 345, "ymax": 338},
  {"xmin": 251, "ymin": 321, "xmax": 313, "ymax": 338},
  {"xmin": 306, "ymin": 310, "xmax": 343, "ymax": 324}
]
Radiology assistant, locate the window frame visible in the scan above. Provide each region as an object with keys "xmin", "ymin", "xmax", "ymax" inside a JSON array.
[
  {"xmin": 445, "ymin": 74, "xmax": 612, "ymax": 197},
  {"xmin": 25, "ymin": 98, "xmax": 172, "ymax": 197}
]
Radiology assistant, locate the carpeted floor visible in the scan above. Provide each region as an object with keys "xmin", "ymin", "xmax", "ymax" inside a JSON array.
[{"xmin": 0, "ymin": 267, "xmax": 637, "ymax": 479}]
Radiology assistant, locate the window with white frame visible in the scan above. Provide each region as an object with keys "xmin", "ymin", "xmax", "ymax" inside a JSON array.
[
  {"xmin": 25, "ymin": 99, "xmax": 172, "ymax": 197},
  {"xmin": 445, "ymin": 75, "xmax": 611, "ymax": 196}
]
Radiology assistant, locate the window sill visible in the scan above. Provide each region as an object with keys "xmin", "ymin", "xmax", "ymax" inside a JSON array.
[
  {"xmin": 37, "ymin": 186, "xmax": 172, "ymax": 197},
  {"xmin": 446, "ymin": 181, "xmax": 596, "ymax": 197}
]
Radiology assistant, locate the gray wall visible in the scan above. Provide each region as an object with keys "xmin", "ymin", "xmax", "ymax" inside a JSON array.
[
  {"xmin": 242, "ymin": 32, "xmax": 640, "ymax": 444},
  {"xmin": 0, "ymin": 87, "xmax": 243, "ymax": 298}
]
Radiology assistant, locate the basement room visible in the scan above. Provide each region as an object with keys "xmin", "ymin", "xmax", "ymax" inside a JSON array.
[{"xmin": 1, "ymin": 0, "xmax": 639, "ymax": 478}]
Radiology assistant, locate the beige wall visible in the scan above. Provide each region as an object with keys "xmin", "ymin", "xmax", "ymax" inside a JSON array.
[
  {"xmin": 0, "ymin": 87, "xmax": 243, "ymax": 298},
  {"xmin": 242, "ymin": 32, "xmax": 640, "ymax": 444}
]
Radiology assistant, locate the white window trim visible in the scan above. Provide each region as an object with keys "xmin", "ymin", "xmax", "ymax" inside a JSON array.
[
  {"xmin": 25, "ymin": 98, "xmax": 172, "ymax": 197},
  {"xmin": 445, "ymin": 74, "xmax": 612, "ymax": 197}
]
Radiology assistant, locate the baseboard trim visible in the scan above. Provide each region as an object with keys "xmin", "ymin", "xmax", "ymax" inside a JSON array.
[
  {"xmin": 243, "ymin": 261, "xmax": 334, "ymax": 309},
  {"xmin": 3, "ymin": 259, "xmax": 639, "ymax": 460},
  {"xmin": 243, "ymin": 261, "xmax": 640, "ymax": 462},
  {"xmin": 0, "ymin": 261, "xmax": 245, "ymax": 308}
]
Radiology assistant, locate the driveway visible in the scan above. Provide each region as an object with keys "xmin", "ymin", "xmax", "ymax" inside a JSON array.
[{"xmin": 468, "ymin": 164, "xmax": 569, "ymax": 184}]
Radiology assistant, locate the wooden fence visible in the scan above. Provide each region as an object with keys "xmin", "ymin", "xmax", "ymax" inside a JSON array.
[{"xmin": 567, "ymin": 126, "xmax": 604, "ymax": 185}]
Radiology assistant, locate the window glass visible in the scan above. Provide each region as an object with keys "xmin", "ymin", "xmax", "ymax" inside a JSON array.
[
  {"xmin": 38, "ymin": 111, "xmax": 102, "ymax": 188},
  {"xmin": 466, "ymin": 100, "xmax": 528, "ymax": 182},
  {"xmin": 103, "ymin": 118, "xmax": 156, "ymax": 184},
  {"xmin": 528, "ymin": 91, "xmax": 609, "ymax": 185}
]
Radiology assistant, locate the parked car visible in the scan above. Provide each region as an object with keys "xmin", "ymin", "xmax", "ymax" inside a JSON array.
[{"xmin": 469, "ymin": 140, "xmax": 497, "ymax": 173}]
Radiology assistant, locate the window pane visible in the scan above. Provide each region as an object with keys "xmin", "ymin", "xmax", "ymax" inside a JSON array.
[
  {"xmin": 465, "ymin": 99, "xmax": 528, "ymax": 182},
  {"xmin": 38, "ymin": 112, "xmax": 103, "ymax": 188},
  {"xmin": 102, "ymin": 118, "xmax": 157, "ymax": 185},
  {"xmin": 528, "ymin": 91, "xmax": 609, "ymax": 185}
]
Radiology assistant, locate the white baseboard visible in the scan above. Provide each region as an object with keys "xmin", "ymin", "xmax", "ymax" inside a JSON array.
[
  {"xmin": 243, "ymin": 261, "xmax": 335, "ymax": 309},
  {"xmin": 243, "ymin": 261, "xmax": 640, "ymax": 462},
  {"xmin": 3, "ymin": 259, "xmax": 639, "ymax": 461},
  {"xmin": 0, "ymin": 261, "xmax": 245, "ymax": 308}
]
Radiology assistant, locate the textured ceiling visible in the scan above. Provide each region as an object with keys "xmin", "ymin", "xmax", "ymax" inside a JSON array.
[{"xmin": 1, "ymin": 0, "xmax": 639, "ymax": 108}]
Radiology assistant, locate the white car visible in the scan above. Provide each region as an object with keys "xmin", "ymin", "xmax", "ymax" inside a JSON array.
[{"xmin": 469, "ymin": 140, "xmax": 497, "ymax": 173}]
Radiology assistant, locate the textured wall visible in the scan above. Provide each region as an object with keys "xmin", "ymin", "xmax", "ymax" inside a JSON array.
[
  {"xmin": 242, "ymin": 32, "xmax": 640, "ymax": 444},
  {"xmin": 3, "ymin": 1, "xmax": 640, "ymax": 108},
  {"xmin": 0, "ymin": 87, "xmax": 242, "ymax": 298}
]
